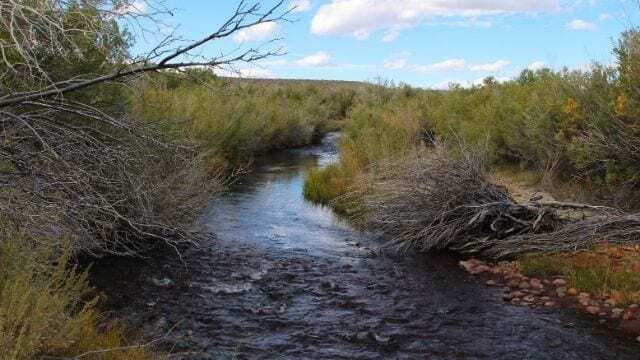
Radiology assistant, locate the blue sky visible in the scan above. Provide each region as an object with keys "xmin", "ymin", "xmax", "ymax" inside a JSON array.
[{"xmin": 132, "ymin": 0, "xmax": 640, "ymax": 88}]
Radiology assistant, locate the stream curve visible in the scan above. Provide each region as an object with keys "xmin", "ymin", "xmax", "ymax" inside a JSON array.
[{"xmin": 90, "ymin": 133, "xmax": 638, "ymax": 359}]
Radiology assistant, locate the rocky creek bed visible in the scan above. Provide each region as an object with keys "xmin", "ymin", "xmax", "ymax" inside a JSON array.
[{"xmin": 89, "ymin": 134, "xmax": 639, "ymax": 359}]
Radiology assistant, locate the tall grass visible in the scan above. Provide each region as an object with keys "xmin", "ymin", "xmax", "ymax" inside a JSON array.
[{"xmin": 131, "ymin": 73, "xmax": 361, "ymax": 168}]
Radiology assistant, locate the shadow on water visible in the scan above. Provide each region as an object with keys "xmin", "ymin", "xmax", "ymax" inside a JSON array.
[{"xmin": 89, "ymin": 132, "xmax": 639, "ymax": 359}]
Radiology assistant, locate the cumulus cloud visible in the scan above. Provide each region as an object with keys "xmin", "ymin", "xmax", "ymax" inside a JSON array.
[
  {"xmin": 599, "ymin": 13, "xmax": 611, "ymax": 21},
  {"xmin": 296, "ymin": 51, "xmax": 331, "ymax": 66},
  {"xmin": 431, "ymin": 76, "xmax": 510, "ymax": 90},
  {"xmin": 290, "ymin": 0, "xmax": 312, "ymax": 13},
  {"xmin": 566, "ymin": 19, "xmax": 596, "ymax": 31},
  {"xmin": 398, "ymin": 58, "xmax": 510, "ymax": 73},
  {"xmin": 233, "ymin": 22, "xmax": 279, "ymax": 43},
  {"xmin": 311, "ymin": 0, "xmax": 560, "ymax": 39},
  {"xmin": 528, "ymin": 61, "xmax": 546, "ymax": 71},
  {"xmin": 383, "ymin": 52, "xmax": 410, "ymax": 70},
  {"xmin": 381, "ymin": 29, "xmax": 400, "ymax": 42},
  {"xmin": 468, "ymin": 59, "xmax": 510, "ymax": 72}
]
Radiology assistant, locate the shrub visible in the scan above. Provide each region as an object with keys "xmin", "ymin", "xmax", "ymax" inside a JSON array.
[{"xmin": 0, "ymin": 233, "xmax": 155, "ymax": 360}]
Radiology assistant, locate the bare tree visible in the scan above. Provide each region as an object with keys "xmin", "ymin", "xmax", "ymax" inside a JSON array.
[{"xmin": 0, "ymin": 0, "xmax": 290, "ymax": 255}]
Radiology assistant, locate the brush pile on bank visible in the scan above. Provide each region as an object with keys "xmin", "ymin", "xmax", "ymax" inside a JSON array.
[{"xmin": 356, "ymin": 146, "xmax": 640, "ymax": 259}]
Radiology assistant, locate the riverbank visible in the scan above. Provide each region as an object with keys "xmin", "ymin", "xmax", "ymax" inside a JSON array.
[{"xmin": 88, "ymin": 135, "xmax": 639, "ymax": 359}]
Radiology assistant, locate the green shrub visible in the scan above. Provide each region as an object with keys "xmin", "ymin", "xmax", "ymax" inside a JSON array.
[{"xmin": 0, "ymin": 233, "xmax": 156, "ymax": 360}]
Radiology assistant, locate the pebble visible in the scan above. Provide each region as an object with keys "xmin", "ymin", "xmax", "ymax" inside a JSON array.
[
  {"xmin": 585, "ymin": 306, "xmax": 600, "ymax": 315},
  {"xmin": 518, "ymin": 281, "xmax": 531, "ymax": 289},
  {"xmin": 530, "ymin": 278, "xmax": 544, "ymax": 290}
]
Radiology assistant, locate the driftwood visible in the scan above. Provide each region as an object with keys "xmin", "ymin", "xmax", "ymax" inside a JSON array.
[{"xmin": 355, "ymin": 147, "xmax": 640, "ymax": 260}]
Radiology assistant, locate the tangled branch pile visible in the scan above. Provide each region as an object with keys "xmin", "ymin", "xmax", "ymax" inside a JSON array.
[
  {"xmin": 356, "ymin": 146, "xmax": 640, "ymax": 259},
  {"xmin": 0, "ymin": 0, "xmax": 288, "ymax": 256}
]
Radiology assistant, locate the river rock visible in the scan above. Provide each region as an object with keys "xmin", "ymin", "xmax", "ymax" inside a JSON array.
[
  {"xmin": 518, "ymin": 281, "xmax": 531, "ymax": 290},
  {"xmin": 620, "ymin": 320, "xmax": 640, "ymax": 334},
  {"xmin": 585, "ymin": 306, "xmax": 600, "ymax": 315},
  {"xmin": 612, "ymin": 308, "xmax": 624, "ymax": 318},
  {"xmin": 552, "ymin": 279, "xmax": 567, "ymax": 287},
  {"xmin": 530, "ymin": 278, "xmax": 544, "ymax": 290}
]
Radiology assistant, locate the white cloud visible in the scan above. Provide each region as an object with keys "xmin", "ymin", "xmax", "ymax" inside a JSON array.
[
  {"xmin": 431, "ymin": 76, "xmax": 510, "ymax": 90},
  {"xmin": 311, "ymin": 0, "xmax": 560, "ymax": 39},
  {"xmin": 528, "ymin": 61, "xmax": 545, "ymax": 71},
  {"xmin": 383, "ymin": 52, "xmax": 410, "ymax": 70},
  {"xmin": 599, "ymin": 13, "xmax": 611, "ymax": 21},
  {"xmin": 233, "ymin": 22, "xmax": 279, "ymax": 43},
  {"xmin": 290, "ymin": 0, "xmax": 312, "ymax": 13},
  {"xmin": 469, "ymin": 59, "xmax": 510, "ymax": 72},
  {"xmin": 428, "ymin": 58, "xmax": 467, "ymax": 72},
  {"xmin": 296, "ymin": 51, "xmax": 331, "ymax": 66},
  {"xmin": 381, "ymin": 29, "xmax": 400, "ymax": 42},
  {"xmin": 566, "ymin": 19, "xmax": 596, "ymax": 31},
  {"xmin": 403, "ymin": 58, "xmax": 509, "ymax": 73}
]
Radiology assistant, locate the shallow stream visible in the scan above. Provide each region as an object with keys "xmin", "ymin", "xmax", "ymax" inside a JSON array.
[{"xmin": 90, "ymin": 133, "xmax": 638, "ymax": 359}]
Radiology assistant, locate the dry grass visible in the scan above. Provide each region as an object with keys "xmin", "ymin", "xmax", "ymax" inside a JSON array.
[{"xmin": 352, "ymin": 146, "xmax": 563, "ymax": 253}]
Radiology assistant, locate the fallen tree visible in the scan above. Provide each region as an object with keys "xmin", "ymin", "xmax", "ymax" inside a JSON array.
[{"xmin": 353, "ymin": 145, "xmax": 640, "ymax": 260}]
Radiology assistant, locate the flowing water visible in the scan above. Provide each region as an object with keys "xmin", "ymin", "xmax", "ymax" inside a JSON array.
[{"xmin": 91, "ymin": 133, "xmax": 638, "ymax": 359}]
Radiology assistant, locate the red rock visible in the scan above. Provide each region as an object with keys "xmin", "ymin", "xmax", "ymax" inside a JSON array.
[
  {"xmin": 507, "ymin": 279, "xmax": 521, "ymax": 288},
  {"xmin": 459, "ymin": 260, "xmax": 479, "ymax": 273},
  {"xmin": 518, "ymin": 281, "xmax": 531, "ymax": 289},
  {"xmin": 623, "ymin": 310, "xmax": 636, "ymax": 321},
  {"xmin": 620, "ymin": 320, "xmax": 640, "ymax": 334},
  {"xmin": 472, "ymin": 265, "xmax": 491, "ymax": 274},
  {"xmin": 586, "ymin": 306, "xmax": 600, "ymax": 315},
  {"xmin": 530, "ymin": 279, "xmax": 544, "ymax": 290},
  {"xmin": 553, "ymin": 279, "xmax": 567, "ymax": 286}
]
